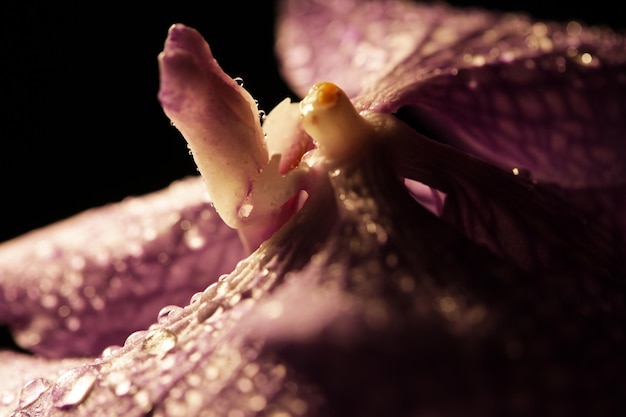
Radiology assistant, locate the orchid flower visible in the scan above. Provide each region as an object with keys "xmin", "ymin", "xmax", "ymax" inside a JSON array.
[{"xmin": 2, "ymin": 0, "xmax": 626, "ymax": 416}]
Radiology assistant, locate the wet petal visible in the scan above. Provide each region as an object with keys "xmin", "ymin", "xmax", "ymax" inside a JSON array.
[
  {"xmin": 158, "ymin": 24, "xmax": 269, "ymax": 229},
  {"xmin": 11, "ymin": 140, "xmax": 626, "ymax": 416},
  {"xmin": 276, "ymin": 0, "xmax": 626, "ymax": 270},
  {"xmin": 276, "ymin": 0, "xmax": 495, "ymax": 99},
  {"xmin": 0, "ymin": 177, "xmax": 245, "ymax": 357},
  {"xmin": 159, "ymin": 24, "xmax": 308, "ymax": 251},
  {"xmin": 385, "ymin": 119, "xmax": 625, "ymax": 275},
  {"xmin": 0, "ymin": 351, "xmax": 90, "ymax": 416},
  {"xmin": 276, "ymin": 0, "xmax": 626, "ymax": 188}
]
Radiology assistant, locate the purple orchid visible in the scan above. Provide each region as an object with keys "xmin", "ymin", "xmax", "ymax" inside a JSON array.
[{"xmin": 2, "ymin": 0, "xmax": 626, "ymax": 416}]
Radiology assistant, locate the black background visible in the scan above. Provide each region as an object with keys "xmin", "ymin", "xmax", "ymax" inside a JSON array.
[{"xmin": 1, "ymin": 1, "xmax": 623, "ymax": 243}]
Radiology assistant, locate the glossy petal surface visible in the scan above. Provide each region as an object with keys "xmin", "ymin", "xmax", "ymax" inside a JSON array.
[{"xmin": 0, "ymin": 177, "xmax": 245, "ymax": 357}]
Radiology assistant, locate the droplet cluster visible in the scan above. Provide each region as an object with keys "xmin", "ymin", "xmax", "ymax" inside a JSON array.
[{"xmin": 0, "ymin": 177, "xmax": 246, "ymax": 358}]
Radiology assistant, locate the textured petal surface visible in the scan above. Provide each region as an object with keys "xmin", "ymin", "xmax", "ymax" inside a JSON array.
[
  {"xmin": 0, "ymin": 176, "xmax": 245, "ymax": 358},
  {"xmin": 0, "ymin": 351, "xmax": 90, "ymax": 416},
  {"xmin": 9, "ymin": 144, "xmax": 626, "ymax": 417},
  {"xmin": 276, "ymin": 0, "xmax": 626, "ymax": 265},
  {"xmin": 276, "ymin": 0, "xmax": 626, "ymax": 187},
  {"xmin": 384, "ymin": 122, "xmax": 626, "ymax": 274}
]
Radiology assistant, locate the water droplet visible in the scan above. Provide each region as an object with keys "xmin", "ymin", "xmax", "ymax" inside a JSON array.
[
  {"xmin": 234, "ymin": 77, "xmax": 244, "ymax": 86},
  {"xmin": 133, "ymin": 390, "xmax": 152, "ymax": 412},
  {"xmin": 385, "ymin": 253, "xmax": 399, "ymax": 268},
  {"xmin": 18, "ymin": 378, "xmax": 52, "ymax": 408},
  {"xmin": 105, "ymin": 371, "xmax": 133, "ymax": 396},
  {"xmin": 183, "ymin": 225, "xmax": 205, "ymax": 249},
  {"xmin": 123, "ymin": 330, "xmax": 146, "ymax": 347},
  {"xmin": 248, "ymin": 394, "xmax": 267, "ymax": 411},
  {"xmin": 65, "ymin": 316, "xmax": 81, "ymax": 331},
  {"xmin": 190, "ymin": 291, "xmax": 203, "ymax": 305},
  {"xmin": 239, "ymin": 202, "xmax": 253, "ymax": 218},
  {"xmin": 157, "ymin": 305, "xmax": 183, "ymax": 324},
  {"xmin": 51, "ymin": 365, "xmax": 98, "ymax": 409},
  {"xmin": 236, "ymin": 377, "xmax": 254, "ymax": 393},
  {"xmin": 100, "ymin": 344, "xmax": 122, "ymax": 359},
  {"xmin": 142, "ymin": 328, "xmax": 177, "ymax": 356},
  {"xmin": 41, "ymin": 293, "xmax": 58, "ymax": 309}
]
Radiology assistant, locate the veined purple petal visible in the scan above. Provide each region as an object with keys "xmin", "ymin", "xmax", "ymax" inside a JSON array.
[
  {"xmin": 276, "ymin": 0, "xmax": 495, "ymax": 99},
  {"xmin": 0, "ymin": 177, "xmax": 245, "ymax": 357},
  {"xmin": 276, "ymin": 0, "xmax": 626, "ymax": 188},
  {"xmin": 276, "ymin": 0, "xmax": 626, "ymax": 271}
]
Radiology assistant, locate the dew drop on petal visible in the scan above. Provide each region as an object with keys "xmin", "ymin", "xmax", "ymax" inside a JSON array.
[
  {"xmin": 183, "ymin": 225, "xmax": 206, "ymax": 249},
  {"xmin": 18, "ymin": 378, "xmax": 52, "ymax": 408},
  {"xmin": 124, "ymin": 330, "xmax": 146, "ymax": 347},
  {"xmin": 189, "ymin": 291, "xmax": 203, "ymax": 305},
  {"xmin": 105, "ymin": 371, "xmax": 133, "ymax": 397},
  {"xmin": 133, "ymin": 389, "xmax": 152, "ymax": 413},
  {"xmin": 51, "ymin": 365, "xmax": 98, "ymax": 409},
  {"xmin": 141, "ymin": 328, "xmax": 177, "ymax": 356},
  {"xmin": 157, "ymin": 305, "xmax": 184, "ymax": 324},
  {"xmin": 100, "ymin": 344, "xmax": 122, "ymax": 359}
]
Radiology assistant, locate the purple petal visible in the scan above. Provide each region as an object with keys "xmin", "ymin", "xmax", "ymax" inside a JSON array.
[
  {"xmin": 276, "ymin": 0, "xmax": 626, "ymax": 188},
  {"xmin": 275, "ymin": 0, "xmax": 495, "ymax": 99},
  {"xmin": 276, "ymin": 0, "xmax": 626, "ymax": 269},
  {"xmin": 0, "ymin": 177, "xmax": 245, "ymax": 357},
  {"xmin": 0, "ymin": 351, "xmax": 90, "ymax": 416},
  {"xmin": 12, "ymin": 141, "xmax": 625, "ymax": 416}
]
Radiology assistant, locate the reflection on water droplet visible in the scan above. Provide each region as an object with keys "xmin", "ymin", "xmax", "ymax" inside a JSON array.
[
  {"xmin": 157, "ymin": 305, "xmax": 183, "ymax": 324},
  {"xmin": 51, "ymin": 365, "xmax": 98, "ymax": 409},
  {"xmin": 239, "ymin": 203, "xmax": 253, "ymax": 218},
  {"xmin": 142, "ymin": 328, "xmax": 177, "ymax": 356},
  {"xmin": 19, "ymin": 378, "xmax": 52, "ymax": 408}
]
